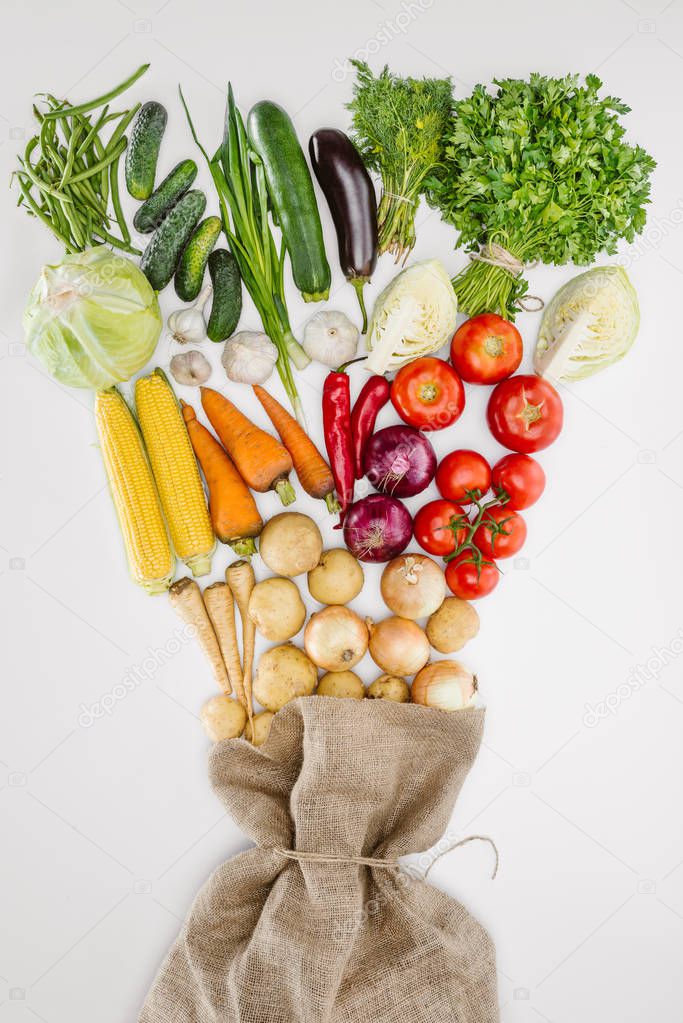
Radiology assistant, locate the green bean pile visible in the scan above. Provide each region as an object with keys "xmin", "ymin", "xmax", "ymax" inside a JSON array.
[{"xmin": 13, "ymin": 64, "xmax": 148, "ymax": 254}]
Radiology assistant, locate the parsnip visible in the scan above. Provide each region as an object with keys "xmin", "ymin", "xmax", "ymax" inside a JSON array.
[
  {"xmin": 227, "ymin": 559, "xmax": 256, "ymax": 725},
  {"xmin": 203, "ymin": 582, "xmax": 243, "ymax": 700},
  {"xmin": 169, "ymin": 577, "xmax": 230, "ymax": 691}
]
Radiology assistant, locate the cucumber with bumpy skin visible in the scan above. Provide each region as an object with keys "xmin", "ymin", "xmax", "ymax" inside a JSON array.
[
  {"xmin": 125, "ymin": 101, "xmax": 167, "ymax": 200},
  {"xmin": 140, "ymin": 190, "xmax": 206, "ymax": 291},
  {"xmin": 134, "ymin": 159, "xmax": 197, "ymax": 233},
  {"xmin": 247, "ymin": 101, "xmax": 330, "ymax": 302},
  {"xmin": 207, "ymin": 249, "xmax": 242, "ymax": 342},
  {"xmin": 175, "ymin": 216, "xmax": 222, "ymax": 301}
]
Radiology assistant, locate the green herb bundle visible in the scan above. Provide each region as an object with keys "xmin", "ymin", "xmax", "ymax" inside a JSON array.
[
  {"xmin": 347, "ymin": 60, "xmax": 453, "ymax": 264},
  {"xmin": 427, "ymin": 73, "xmax": 656, "ymax": 319}
]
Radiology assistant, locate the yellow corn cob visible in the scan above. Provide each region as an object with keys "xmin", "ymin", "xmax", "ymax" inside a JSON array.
[
  {"xmin": 95, "ymin": 388, "xmax": 175, "ymax": 594},
  {"xmin": 135, "ymin": 369, "xmax": 215, "ymax": 577}
]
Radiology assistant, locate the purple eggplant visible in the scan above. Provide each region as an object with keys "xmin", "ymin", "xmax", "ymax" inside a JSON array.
[{"xmin": 309, "ymin": 128, "xmax": 378, "ymax": 333}]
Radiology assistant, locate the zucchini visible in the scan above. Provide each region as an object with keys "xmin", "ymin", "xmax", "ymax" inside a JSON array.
[
  {"xmin": 140, "ymin": 190, "xmax": 206, "ymax": 292},
  {"xmin": 125, "ymin": 101, "xmax": 167, "ymax": 200},
  {"xmin": 174, "ymin": 216, "xmax": 222, "ymax": 301},
  {"xmin": 206, "ymin": 249, "xmax": 242, "ymax": 342},
  {"xmin": 133, "ymin": 158, "xmax": 197, "ymax": 233},
  {"xmin": 246, "ymin": 101, "xmax": 330, "ymax": 302}
]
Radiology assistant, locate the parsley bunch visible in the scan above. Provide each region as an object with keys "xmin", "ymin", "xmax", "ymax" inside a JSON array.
[
  {"xmin": 427, "ymin": 73, "xmax": 655, "ymax": 319},
  {"xmin": 347, "ymin": 60, "xmax": 453, "ymax": 263}
]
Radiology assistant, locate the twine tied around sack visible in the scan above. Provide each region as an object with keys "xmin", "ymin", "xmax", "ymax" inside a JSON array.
[
  {"xmin": 273, "ymin": 834, "xmax": 498, "ymax": 881},
  {"xmin": 468, "ymin": 242, "xmax": 544, "ymax": 313}
]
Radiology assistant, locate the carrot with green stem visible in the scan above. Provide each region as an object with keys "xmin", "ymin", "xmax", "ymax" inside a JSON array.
[
  {"xmin": 200, "ymin": 387, "xmax": 295, "ymax": 506},
  {"xmin": 181, "ymin": 401, "xmax": 262, "ymax": 557},
  {"xmin": 253, "ymin": 384, "xmax": 340, "ymax": 513},
  {"xmin": 227, "ymin": 559, "xmax": 256, "ymax": 727}
]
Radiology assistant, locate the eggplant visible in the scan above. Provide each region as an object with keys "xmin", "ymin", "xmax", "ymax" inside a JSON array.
[{"xmin": 309, "ymin": 128, "xmax": 378, "ymax": 332}]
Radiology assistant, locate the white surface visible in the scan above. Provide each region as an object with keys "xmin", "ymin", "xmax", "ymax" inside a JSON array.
[{"xmin": 1, "ymin": 1, "xmax": 681, "ymax": 1019}]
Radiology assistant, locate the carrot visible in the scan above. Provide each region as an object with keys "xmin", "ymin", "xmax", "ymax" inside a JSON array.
[
  {"xmin": 200, "ymin": 386, "xmax": 295, "ymax": 506},
  {"xmin": 181, "ymin": 401, "xmax": 263, "ymax": 557},
  {"xmin": 202, "ymin": 583, "xmax": 243, "ymax": 704},
  {"xmin": 253, "ymin": 384, "xmax": 340, "ymax": 513},
  {"xmin": 226, "ymin": 559, "xmax": 256, "ymax": 728},
  {"xmin": 169, "ymin": 577, "xmax": 230, "ymax": 692}
]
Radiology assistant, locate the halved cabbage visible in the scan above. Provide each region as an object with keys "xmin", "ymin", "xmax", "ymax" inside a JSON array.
[
  {"xmin": 23, "ymin": 246, "xmax": 162, "ymax": 389},
  {"xmin": 365, "ymin": 259, "xmax": 458, "ymax": 375},
  {"xmin": 534, "ymin": 266, "xmax": 639, "ymax": 382}
]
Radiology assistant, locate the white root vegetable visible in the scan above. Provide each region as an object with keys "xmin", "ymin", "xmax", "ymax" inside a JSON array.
[
  {"xmin": 244, "ymin": 710, "xmax": 274, "ymax": 746},
  {"xmin": 366, "ymin": 616, "xmax": 430, "ymax": 676},
  {"xmin": 411, "ymin": 661, "xmax": 478, "ymax": 712},
  {"xmin": 200, "ymin": 694, "xmax": 247, "ymax": 741},
  {"xmin": 202, "ymin": 582, "xmax": 241, "ymax": 699},
  {"xmin": 253, "ymin": 644, "xmax": 318, "ymax": 712},
  {"xmin": 169, "ymin": 577, "xmax": 230, "ymax": 691},
  {"xmin": 367, "ymin": 674, "xmax": 410, "ymax": 703},
  {"xmin": 222, "ymin": 331, "xmax": 278, "ymax": 385},
  {"xmin": 170, "ymin": 350, "xmax": 211, "ymax": 386},
  {"xmin": 316, "ymin": 671, "xmax": 365, "ymax": 700},
  {"xmin": 380, "ymin": 554, "xmax": 446, "ymax": 620},
  {"xmin": 248, "ymin": 578, "xmax": 306, "ymax": 641},
  {"xmin": 227, "ymin": 560, "xmax": 256, "ymax": 726},
  {"xmin": 259, "ymin": 512, "xmax": 323, "ymax": 577},
  {"xmin": 426, "ymin": 597, "xmax": 480, "ymax": 654},
  {"xmin": 304, "ymin": 606, "xmax": 369, "ymax": 672},
  {"xmin": 308, "ymin": 549, "xmax": 364, "ymax": 605}
]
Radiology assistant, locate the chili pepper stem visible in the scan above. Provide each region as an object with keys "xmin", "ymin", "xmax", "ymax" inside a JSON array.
[
  {"xmin": 350, "ymin": 277, "xmax": 369, "ymax": 334},
  {"xmin": 325, "ymin": 491, "xmax": 342, "ymax": 514}
]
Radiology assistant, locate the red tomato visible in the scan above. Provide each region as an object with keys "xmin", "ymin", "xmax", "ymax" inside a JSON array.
[
  {"xmin": 391, "ymin": 357, "xmax": 465, "ymax": 431},
  {"xmin": 473, "ymin": 506, "xmax": 527, "ymax": 559},
  {"xmin": 445, "ymin": 553, "xmax": 500, "ymax": 600},
  {"xmin": 450, "ymin": 313, "xmax": 523, "ymax": 384},
  {"xmin": 414, "ymin": 499, "xmax": 468, "ymax": 557},
  {"xmin": 492, "ymin": 453, "xmax": 546, "ymax": 510},
  {"xmin": 487, "ymin": 374, "xmax": 563, "ymax": 453},
  {"xmin": 436, "ymin": 450, "xmax": 492, "ymax": 504}
]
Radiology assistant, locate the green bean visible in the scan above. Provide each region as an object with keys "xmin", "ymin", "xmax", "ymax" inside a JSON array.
[
  {"xmin": 15, "ymin": 174, "xmax": 72, "ymax": 247},
  {"xmin": 42, "ymin": 64, "xmax": 148, "ymax": 121},
  {"xmin": 19, "ymin": 154, "xmax": 74, "ymax": 203},
  {"xmin": 75, "ymin": 105, "xmax": 108, "ymax": 158},
  {"xmin": 59, "ymin": 123, "xmax": 82, "ymax": 188},
  {"xmin": 108, "ymin": 151, "xmax": 129, "ymax": 243},
  {"xmin": 66, "ymin": 137, "xmax": 126, "ymax": 184},
  {"xmin": 105, "ymin": 102, "xmax": 139, "ymax": 152}
]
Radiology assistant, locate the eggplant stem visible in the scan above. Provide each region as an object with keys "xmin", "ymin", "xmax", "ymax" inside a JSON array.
[{"xmin": 350, "ymin": 277, "xmax": 369, "ymax": 334}]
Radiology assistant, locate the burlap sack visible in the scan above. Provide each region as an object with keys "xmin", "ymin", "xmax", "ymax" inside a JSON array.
[{"xmin": 140, "ymin": 697, "xmax": 498, "ymax": 1023}]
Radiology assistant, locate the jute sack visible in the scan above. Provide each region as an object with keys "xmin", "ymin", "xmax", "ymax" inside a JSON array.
[{"xmin": 140, "ymin": 697, "xmax": 498, "ymax": 1023}]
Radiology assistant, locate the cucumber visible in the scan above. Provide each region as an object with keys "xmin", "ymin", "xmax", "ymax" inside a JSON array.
[
  {"xmin": 247, "ymin": 101, "xmax": 331, "ymax": 302},
  {"xmin": 140, "ymin": 190, "xmax": 207, "ymax": 292},
  {"xmin": 133, "ymin": 158, "xmax": 197, "ymax": 233},
  {"xmin": 125, "ymin": 101, "xmax": 167, "ymax": 200},
  {"xmin": 206, "ymin": 249, "xmax": 242, "ymax": 342},
  {"xmin": 174, "ymin": 216, "xmax": 222, "ymax": 302}
]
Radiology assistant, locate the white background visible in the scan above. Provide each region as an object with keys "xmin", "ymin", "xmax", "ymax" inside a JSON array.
[{"xmin": 1, "ymin": 0, "xmax": 682, "ymax": 1019}]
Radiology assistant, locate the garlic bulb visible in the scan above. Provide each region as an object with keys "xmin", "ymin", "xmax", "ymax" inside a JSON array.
[
  {"xmin": 222, "ymin": 331, "xmax": 278, "ymax": 385},
  {"xmin": 169, "ymin": 350, "xmax": 212, "ymax": 386},
  {"xmin": 303, "ymin": 310, "xmax": 359, "ymax": 367},
  {"xmin": 168, "ymin": 286, "xmax": 211, "ymax": 345}
]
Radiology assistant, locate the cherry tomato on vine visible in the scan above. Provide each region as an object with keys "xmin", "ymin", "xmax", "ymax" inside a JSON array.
[
  {"xmin": 450, "ymin": 313, "xmax": 523, "ymax": 385},
  {"xmin": 492, "ymin": 453, "xmax": 546, "ymax": 510},
  {"xmin": 487, "ymin": 374, "xmax": 563, "ymax": 453},
  {"xmin": 473, "ymin": 506, "xmax": 527, "ymax": 560},
  {"xmin": 414, "ymin": 499, "xmax": 468, "ymax": 557},
  {"xmin": 390, "ymin": 357, "xmax": 465, "ymax": 431},
  {"xmin": 436, "ymin": 450, "xmax": 492, "ymax": 504},
  {"xmin": 445, "ymin": 553, "xmax": 500, "ymax": 600}
]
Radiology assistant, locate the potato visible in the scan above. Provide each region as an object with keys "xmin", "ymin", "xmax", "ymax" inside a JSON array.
[
  {"xmin": 248, "ymin": 577, "xmax": 306, "ymax": 641},
  {"xmin": 367, "ymin": 674, "xmax": 410, "ymax": 703},
  {"xmin": 253, "ymin": 644, "xmax": 318, "ymax": 711},
  {"xmin": 316, "ymin": 671, "xmax": 365, "ymax": 700},
  {"xmin": 426, "ymin": 597, "xmax": 480, "ymax": 654},
  {"xmin": 259, "ymin": 512, "xmax": 323, "ymax": 577},
  {"xmin": 244, "ymin": 710, "xmax": 275, "ymax": 746},
  {"xmin": 308, "ymin": 549, "xmax": 364, "ymax": 605},
  {"xmin": 200, "ymin": 695, "xmax": 247, "ymax": 741}
]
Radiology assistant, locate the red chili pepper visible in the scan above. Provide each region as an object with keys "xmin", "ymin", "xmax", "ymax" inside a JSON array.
[
  {"xmin": 350, "ymin": 375, "xmax": 391, "ymax": 479},
  {"xmin": 322, "ymin": 370, "xmax": 355, "ymax": 527}
]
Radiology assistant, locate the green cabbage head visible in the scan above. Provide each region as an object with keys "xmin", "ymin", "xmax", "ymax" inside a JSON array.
[{"xmin": 23, "ymin": 246, "xmax": 162, "ymax": 389}]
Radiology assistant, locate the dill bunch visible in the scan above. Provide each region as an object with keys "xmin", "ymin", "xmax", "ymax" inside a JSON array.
[{"xmin": 347, "ymin": 60, "xmax": 453, "ymax": 264}]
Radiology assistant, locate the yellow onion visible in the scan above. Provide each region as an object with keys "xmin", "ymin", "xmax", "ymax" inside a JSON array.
[
  {"xmin": 367, "ymin": 616, "xmax": 430, "ymax": 676},
  {"xmin": 304, "ymin": 606, "xmax": 368, "ymax": 671},
  {"xmin": 380, "ymin": 554, "xmax": 446, "ymax": 620},
  {"xmin": 411, "ymin": 661, "xmax": 478, "ymax": 712}
]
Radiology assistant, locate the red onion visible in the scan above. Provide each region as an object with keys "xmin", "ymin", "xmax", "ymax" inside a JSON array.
[
  {"xmin": 343, "ymin": 494, "xmax": 412, "ymax": 563},
  {"xmin": 363, "ymin": 425, "xmax": 436, "ymax": 498}
]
